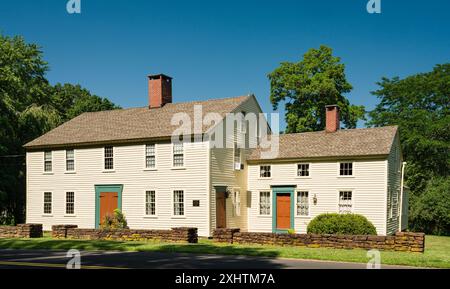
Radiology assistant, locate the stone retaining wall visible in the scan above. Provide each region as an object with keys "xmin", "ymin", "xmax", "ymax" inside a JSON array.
[
  {"xmin": 52, "ymin": 225, "xmax": 198, "ymax": 243},
  {"xmin": 213, "ymin": 229, "xmax": 425, "ymax": 253},
  {"xmin": 0, "ymin": 224, "xmax": 43, "ymax": 238}
]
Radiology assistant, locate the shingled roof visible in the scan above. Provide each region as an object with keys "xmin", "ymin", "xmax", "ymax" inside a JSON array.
[
  {"xmin": 24, "ymin": 95, "xmax": 251, "ymax": 149},
  {"xmin": 247, "ymin": 126, "xmax": 398, "ymax": 161}
]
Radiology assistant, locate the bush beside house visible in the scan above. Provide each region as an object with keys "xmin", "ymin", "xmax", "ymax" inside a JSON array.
[{"xmin": 307, "ymin": 213, "xmax": 377, "ymax": 235}]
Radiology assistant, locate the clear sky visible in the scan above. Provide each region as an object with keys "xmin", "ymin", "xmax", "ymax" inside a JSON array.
[{"xmin": 1, "ymin": 0, "xmax": 449, "ymax": 130}]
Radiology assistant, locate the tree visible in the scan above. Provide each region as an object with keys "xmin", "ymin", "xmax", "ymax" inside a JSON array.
[
  {"xmin": 410, "ymin": 177, "xmax": 450, "ymax": 235},
  {"xmin": 368, "ymin": 64, "xmax": 450, "ymax": 235},
  {"xmin": 268, "ymin": 45, "xmax": 365, "ymax": 133},
  {"xmin": 0, "ymin": 34, "xmax": 120, "ymax": 224}
]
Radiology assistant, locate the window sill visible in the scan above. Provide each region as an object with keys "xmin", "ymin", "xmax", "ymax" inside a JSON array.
[
  {"xmin": 337, "ymin": 176, "xmax": 355, "ymax": 179},
  {"xmin": 171, "ymin": 216, "xmax": 186, "ymax": 219},
  {"xmin": 295, "ymin": 176, "xmax": 312, "ymax": 179},
  {"xmin": 64, "ymin": 171, "xmax": 76, "ymax": 174},
  {"xmin": 43, "ymin": 172, "xmax": 54, "ymax": 175},
  {"xmin": 102, "ymin": 170, "xmax": 116, "ymax": 173},
  {"xmin": 171, "ymin": 167, "xmax": 186, "ymax": 170},
  {"xmin": 143, "ymin": 168, "xmax": 158, "ymax": 171},
  {"xmin": 64, "ymin": 215, "xmax": 77, "ymax": 217},
  {"xmin": 295, "ymin": 216, "xmax": 311, "ymax": 219},
  {"xmin": 258, "ymin": 177, "xmax": 272, "ymax": 180},
  {"xmin": 42, "ymin": 214, "xmax": 53, "ymax": 217},
  {"xmin": 257, "ymin": 215, "xmax": 272, "ymax": 218},
  {"xmin": 143, "ymin": 215, "xmax": 158, "ymax": 219}
]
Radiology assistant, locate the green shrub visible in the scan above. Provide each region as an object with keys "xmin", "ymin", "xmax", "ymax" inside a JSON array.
[
  {"xmin": 101, "ymin": 209, "xmax": 128, "ymax": 230},
  {"xmin": 307, "ymin": 213, "xmax": 377, "ymax": 235}
]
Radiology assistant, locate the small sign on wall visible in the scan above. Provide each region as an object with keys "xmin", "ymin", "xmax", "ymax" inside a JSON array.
[{"xmin": 193, "ymin": 200, "xmax": 200, "ymax": 207}]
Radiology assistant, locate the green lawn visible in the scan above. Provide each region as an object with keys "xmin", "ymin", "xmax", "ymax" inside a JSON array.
[{"xmin": 0, "ymin": 235, "xmax": 448, "ymax": 268}]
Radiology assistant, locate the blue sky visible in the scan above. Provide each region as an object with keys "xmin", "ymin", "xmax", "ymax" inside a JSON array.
[{"xmin": 1, "ymin": 0, "xmax": 449, "ymax": 130}]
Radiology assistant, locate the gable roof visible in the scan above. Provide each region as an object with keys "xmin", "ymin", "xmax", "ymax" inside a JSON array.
[
  {"xmin": 24, "ymin": 95, "xmax": 251, "ymax": 149},
  {"xmin": 247, "ymin": 126, "xmax": 398, "ymax": 161}
]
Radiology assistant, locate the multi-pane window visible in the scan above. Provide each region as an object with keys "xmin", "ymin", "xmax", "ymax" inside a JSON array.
[
  {"xmin": 173, "ymin": 143, "xmax": 184, "ymax": 167},
  {"xmin": 173, "ymin": 190, "xmax": 184, "ymax": 216},
  {"xmin": 233, "ymin": 190, "xmax": 241, "ymax": 217},
  {"xmin": 297, "ymin": 164, "xmax": 310, "ymax": 177},
  {"xmin": 145, "ymin": 190, "xmax": 156, "ymax": 216},
  {"xmin": 44, "ymin": 151, "xmax": 52, "ymax": 172},
  {"xmin": 43, "ymin": 192, "xmax": 52, "ymax": 214},
  {"xmin": 145, "ymin": 144, "xmax": 156, "ymax": 169},
  {"xmin": 339, "ymin": 191, "xmax": 352, "ymax": 213},
  {"xmin": 104, "ymin": 147, "xmax": 114, "ymax": 170},
  {"xmin": 234, "ymin": 142, "xmax": 241, "ymax": 167},
  {"xmin": 66, "ymin": 149, "xmax": 75, "ymax": 171},
  {"xmin": 339, "ymin": 162, "xmax": 353, "ymax": 176},
  {"xmin": 66, "ymin": 192, "xmax": 75, "ymax": 215},
  {"xmin": 297, "ymin": 191, "xmax": 309, "ymax": 216},
  {"xmin": 259, "ymin": 191, "xmax": 271, "ymax": 215},
  {"xmin": 260, "ymin": 165, "xmax": 271, "ymax": 178}
]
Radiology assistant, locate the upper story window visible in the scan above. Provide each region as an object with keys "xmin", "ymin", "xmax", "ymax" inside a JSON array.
[
  {"xmin": 145, "ymin": 144, "xmax": 156, "ymax": 169},
  {"xmin": 44, "ymin": 151, "xmax": 52, "ymax": 172},
  {"xmin": 66, "ymin": 192, "xmax": 75, "ymax": 215},
  {"xmin": 104, "ymin": 146, "xmax": 114, "ymax": 170},
  {"xmin": 297, "ymin": 164, "xmax": 310, "ymax": 177},
  {"xmin": 296, "ymin": 191, "xmax": 309, "ymax": 216},
  {"xmin": 66, "ymin": 149, "xmax": 75, "ymax": 172},
  {"xmin": 259, "ymin": 191, "xmax": 271, "ymax": 215},
  {"xmin": 339, "ymin": 162, "xmax": 353, "ymax": 176},
  {"xmin": 339, "ymin": 191, "xmax": 353, "ymax": 213},
  {"xmin": 173, "ymin": 143, "xmax": 184, "ymax": 167},
  {"xmin": 260, "ymin": 165, "xmax": 271, "ymax": 178},
  {"xmin": 173, "ymin": 190, "xmax": 185, "ymax": 216},
  {"xmin": 145, "ymin": 190, "xmax": 156, "ymax": 216},
  {"xmin": 43, "ymin": 192, "xmax": 52, "ymax": 214}
]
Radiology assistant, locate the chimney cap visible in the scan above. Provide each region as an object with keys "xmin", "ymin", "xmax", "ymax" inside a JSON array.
[
  {"xmin": 148, "ymin": 74, "xmax": 173, "ymax": 80},
  {"xmin": 325, "ymin": 104, "xmax": 339, "ymax": 109}
]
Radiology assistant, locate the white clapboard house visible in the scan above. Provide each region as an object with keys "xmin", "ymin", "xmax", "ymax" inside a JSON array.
[{"xmin": 24, "ymin": 74, "xmax": 408, "ymax": 236}]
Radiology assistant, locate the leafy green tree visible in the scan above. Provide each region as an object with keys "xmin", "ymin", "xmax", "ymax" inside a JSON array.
[
  {"xmin": 410, "ymin": 177, "xmax": 450, "ymax": 235},
  {"xmin": 368, "ymin": 64, "xmax": 450, "ymax": 235},
  {"xmin": 268, "ymin": 45, "xmax": 365, "ymax": 133},
  {"xmin": 0, "ymin": 34, "xmax": 119, "ymax": 224}
]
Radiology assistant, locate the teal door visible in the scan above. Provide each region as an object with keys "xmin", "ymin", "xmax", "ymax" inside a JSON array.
[{"xmin": 272, "ymin": 187, "xmax": 295, "ymax": 233}]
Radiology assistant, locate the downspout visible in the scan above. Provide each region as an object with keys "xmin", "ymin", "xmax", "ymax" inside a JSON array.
[{"xmin": 398, "ymin": 162, "xmax": 407, "ymax": 232}]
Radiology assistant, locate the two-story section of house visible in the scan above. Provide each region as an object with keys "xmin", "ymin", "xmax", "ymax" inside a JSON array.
[
  {"xmin": 245, "ymin": 106, "xmax": 407, "ymax": 236},
  {"xmin": 24, "ymin": 74, "xmax": 262, "ymax": 237}
]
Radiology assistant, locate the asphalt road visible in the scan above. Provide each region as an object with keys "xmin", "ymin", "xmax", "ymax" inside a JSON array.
[{"xmin": 0, "ymin": 249, "xmax": 414, "ymax": 269}]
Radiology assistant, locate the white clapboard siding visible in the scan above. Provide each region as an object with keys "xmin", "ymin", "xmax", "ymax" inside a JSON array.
[
  {"xmin": 386, "ymin": 133, "xmax": 403, "ymax": 235},
  {"xmin": 208, "ymin": 96, "xmax": 262, "ymax": 235},
  {"xmin": 26, "ymin": 140, "xmax": 211, "ymax": 236},
  {"xmin": 247, "ymin": 159, "xmax": 389, "ymax": 235}
]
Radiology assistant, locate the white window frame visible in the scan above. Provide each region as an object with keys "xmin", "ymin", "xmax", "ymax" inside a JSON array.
[
  {"xmin": 296, "ymin": 163, "xmax": 311, "ymax": 178},
  {"xmin": 103, "ymin": 146, "xmax": 114, "ymax": 171},
  {"xmin": 65, "ymin": 149, "xmax": 76, "ymax": 173},
  {"xmin": 258, "ymin": 191, "xmax": 272, "ymax": 216},
  {"xmin": 172, "ymin": 143, "xmax": 185, "ymax": 169},
  {"xmin": 259, "ymin": 165, "xmax": 272, "ymax": 179},
  {"xmin": 338, "ymin": 162, "xmax": 354, "ymax": 177},
  {"xmin": 145, "ymin": 190, "xmax": 157, "ymax": 217},
  {"xmin": 43, "ymin": 151, "xmax": 52, "ymax": 173},
  {"xmin": 43, "ymin": 192, "xmax": 52, "ymax": 215},
  {"xmin": 232, "ymin": 189, "xmax": 241, "ymax": 217},
  {"xmin": 144, "ymin": 144, "xmax": 157, "ymax": 170},
  {"xmin": 65, "ymin": 191, "xmax": 75, "ymax": 216},
  {"xmin": 296, "ymin": 190, "xmax": 310, "ymax": 217},
  {"xmin": 172, "ymin": 190, "xmax": 185, "ymax": 218},
  {"xmin": 338, "ymin": 190, "xmax": 353, "ymax": 214}
]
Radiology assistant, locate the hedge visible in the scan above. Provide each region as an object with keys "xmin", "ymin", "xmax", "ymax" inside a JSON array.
[{"xmin": 307, "ymin": 213, "xmax": 377, "ymax": 235}]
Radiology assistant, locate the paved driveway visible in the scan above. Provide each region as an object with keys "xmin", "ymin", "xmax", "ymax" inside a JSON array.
[{"xmin": 0, "ymin": 249, "xmax": 414, "ymax": 269}]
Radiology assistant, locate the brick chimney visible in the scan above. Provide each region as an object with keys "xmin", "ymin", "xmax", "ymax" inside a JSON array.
[
  {"xmin": 148, "ymin": 74, "xmax": 172, "ymax": 108},
  {"xmin": 325, "ymin": 105, "xmax": 340, "ymax": 133}
]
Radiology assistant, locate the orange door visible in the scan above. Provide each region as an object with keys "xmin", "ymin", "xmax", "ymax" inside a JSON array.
[
  {"xmin": 216, "ymin": 193, "xmax": 227, "ymax": 228},
  {"xmin": 276, "ymin": 194, "xmax": 291, "ymax": 230},
  {"xmin": 99, "ymin": 192, "xmax": 118, "ymax": 226}
]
